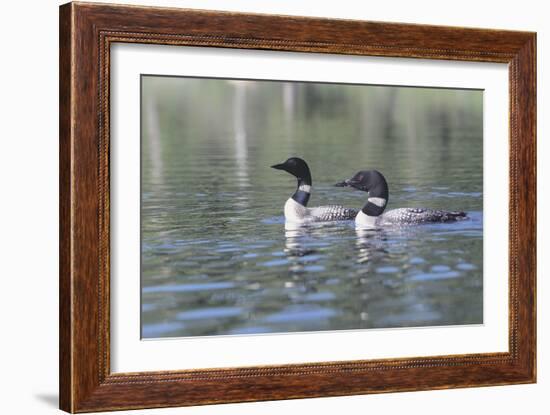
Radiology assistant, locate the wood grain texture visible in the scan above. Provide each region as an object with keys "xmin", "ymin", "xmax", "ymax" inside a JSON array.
[
  {"xmin": 59, "ymin": 3, "xmax": 73, "ymax": 411},
  {"xmin": 59, "ymin": 2, "xmax": 536, "ymax": 412}
]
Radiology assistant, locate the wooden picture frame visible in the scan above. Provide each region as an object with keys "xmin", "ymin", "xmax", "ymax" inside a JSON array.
[{"xmin": 59, "ymin": 2, "xmax": 536, "ymax": 412}]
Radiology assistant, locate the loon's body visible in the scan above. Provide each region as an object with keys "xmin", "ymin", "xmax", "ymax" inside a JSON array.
[
  {"xmin": 355, "ymin": 207, "xmax": 467, "ymax": 227},
  {"xmin": 272, "ymin": 157, "xmax": 358, "ymax": 223},
  {"xmin": 283, "ymin": 197, "xmax": 358, "ymax": 223},
  {"xmin": 336, "ymin": 170, "xmax": 467, "ymax": 228}
]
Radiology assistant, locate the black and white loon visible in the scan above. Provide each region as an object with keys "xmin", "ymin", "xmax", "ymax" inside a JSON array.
[
  {"xmin": 335, "ymin": 170, "xmax": 467, "ymax": 228},
  {"xmin": 271, "ymin": 157, "xmax": 358, "ymax": 223}
]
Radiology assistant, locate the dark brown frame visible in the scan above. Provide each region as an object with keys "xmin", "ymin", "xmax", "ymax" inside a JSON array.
[{"xmin": 59, "ymin": 2, "xmax": 536, "ymax": 412}]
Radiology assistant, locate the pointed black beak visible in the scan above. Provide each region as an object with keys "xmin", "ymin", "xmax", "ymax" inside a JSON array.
[
  {"xmin": 334, "ymin": 179, "xmax": 351, "ymax": 187},
  {"xmin": 335, "ymin": 178, "xmax": 364, "ymax": 190},
  {"xmin": 271, "ymin": 163, "xmax": 286, "ymax": 170}
]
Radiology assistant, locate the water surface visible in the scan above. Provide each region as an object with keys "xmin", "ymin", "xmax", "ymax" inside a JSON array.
[{"xmin": 141, "ymin": 76, "xmax": 483, "ymax": 338}]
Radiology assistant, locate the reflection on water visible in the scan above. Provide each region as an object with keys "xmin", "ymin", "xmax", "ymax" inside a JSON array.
[{"xmin": 140, "ymin": 76, "xmax": 483, "ymax": 338}]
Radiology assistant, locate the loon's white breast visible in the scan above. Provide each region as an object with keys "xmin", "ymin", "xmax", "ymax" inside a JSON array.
[
  {"xmin": 284, "ymin": 198, "xmax": 308, "ymax": 222},
  {"xmin": 355, "ymin": 210, "xmax": 378, "ymax": 228}
]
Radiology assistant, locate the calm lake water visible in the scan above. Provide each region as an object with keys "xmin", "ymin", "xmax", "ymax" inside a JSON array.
[{"xmin": 141, "ymin": 76, "xmax": 483, "ymax": 338}]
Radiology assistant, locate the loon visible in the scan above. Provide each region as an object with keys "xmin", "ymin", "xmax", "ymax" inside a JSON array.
[
  {"xmin": 271, "ymin": 157, "xmax": 358, "ymax": 223},
  {"xmin": 335, "ymin": 170, "xmax": 467, "ymax": 228}
]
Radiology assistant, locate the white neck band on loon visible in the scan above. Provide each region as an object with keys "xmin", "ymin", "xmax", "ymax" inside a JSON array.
[
  {"xmin": 361, "ymin": 173, "xmax": 389, "ymax": 217},
  {"xmin": 362, "ymin": 197, "xmax": 387, "ymax": 216},
  {"xmin": 292, "ymin": 177, "xmax": 312, "ymax": 207}
]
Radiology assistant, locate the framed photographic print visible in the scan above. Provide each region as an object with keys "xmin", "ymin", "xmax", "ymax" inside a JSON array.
[{"xmin": 59, "ymin": 2, "xmax": 536, "ymax": 412}]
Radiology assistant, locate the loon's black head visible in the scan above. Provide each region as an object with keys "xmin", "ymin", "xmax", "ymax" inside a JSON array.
[
  {"xmin": 271, "ymin": 157, "xmax": 312, "ymax": 184},
  {"xmin": 335, "ymin": 170, "xmax": 389, "ymax": 216},
  {"xmin": 335, "ymin": 170, "xmax": 389, "ymax": 197}
]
